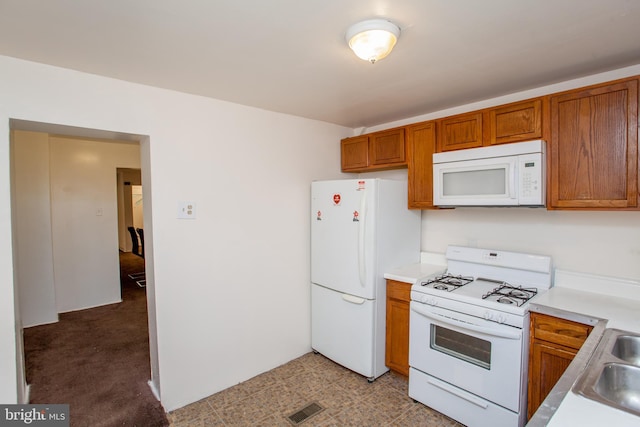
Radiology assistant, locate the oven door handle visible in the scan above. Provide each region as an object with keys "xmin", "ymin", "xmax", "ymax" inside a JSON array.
[
  {"xmin": 427, "ymin": 376, "xmax": 489, "ymax": 409},
  {"xmin": 411, "ymin": 304, "xmax": 521, "ymax": 340}
]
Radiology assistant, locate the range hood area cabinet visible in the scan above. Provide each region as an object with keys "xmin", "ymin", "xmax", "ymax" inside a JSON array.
[
  {"xmin": 340, "ymin": 127, "xmax": 407, "ymax": 172},
  {"xmin": 437, "ymin": 98, "xmax": 543, "ymax": 152},
  {"xmin": 407, "ymin": 98, "xmax": 544, "ymax": 208},
  {"xmin": 341, "ymin": 75, "xmax": 640, "ymax": 211}
]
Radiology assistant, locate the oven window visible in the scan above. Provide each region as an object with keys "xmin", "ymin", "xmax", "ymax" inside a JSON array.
[{"xmin": 430, "ymin": 325, "xmax": 491, "ymax": 370}]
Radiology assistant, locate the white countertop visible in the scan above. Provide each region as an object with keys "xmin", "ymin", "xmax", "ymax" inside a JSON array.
[
  {"xmin": 528, "ymin": 269, "xmax": 640, "ymax": 427},
  {"xmin": 383, "ymin": 252, "xmax": 447, "ymax": 284},
  {"xmin": 383, "ymin": 263, "xmax": 446, "ymax": 284}
]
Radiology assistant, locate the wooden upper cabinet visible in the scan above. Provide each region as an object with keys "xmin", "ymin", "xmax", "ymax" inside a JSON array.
[
  {"xmin": 488, "ymin": 99, "xmax": 543, "ymax": 145},
  {"xmin": 340, "ymin": 128, "xmax": 407, "ymax": 172},
  {"xmin": 340, "ymin": 135, "xmax": 369, "ymax": 171},
  {"xmin": 437, "ymin": 112, "xmax": 483, "ymax": 151},
  {"xmin": 549, "ymin": 78, "xmax": 639, "ymax": 209},
  {"xmin": 407, "ymin": 121, "xmax": 437, "ymax": 209},
  {"xmin": 436, "ymin": 98, "xmax": 544, "ymax": 152},
  {"xmin": 369, "ymin": 128, "xmax": 406, "ymax": 167}
]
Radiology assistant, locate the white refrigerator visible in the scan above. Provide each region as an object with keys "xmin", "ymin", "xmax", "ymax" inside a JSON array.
[{"xmin": 311, "ymin": 178, "xmax": 421, "ymax": 380}]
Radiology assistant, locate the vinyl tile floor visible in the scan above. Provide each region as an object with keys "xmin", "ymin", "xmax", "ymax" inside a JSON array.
[{"xmin": 168, "ymin": 352, "xmax": 465, "ymax": 426}]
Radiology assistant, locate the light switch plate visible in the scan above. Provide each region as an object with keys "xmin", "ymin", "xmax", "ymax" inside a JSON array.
[{"xmin": 177, "ymin": 201, "xmax": 196, "ymax": 219}]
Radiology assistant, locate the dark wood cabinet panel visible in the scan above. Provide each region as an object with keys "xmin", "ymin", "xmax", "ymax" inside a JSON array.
[
  {"xmin": 527, "ymin": 313, "xmax": 593, "ymax": 420},
  {"xmin": 370, "ymin": 128, "xmax": 406, "ymax": 166},
  {"xmin": 488, "ymin": 99, "xmax": 543, "ymax": 145},
  {"xmin": 340, "ymin": 128, "xmax": 406, "ymax": 172},
  {"xmin": 527, "ymin": 340, "xmax": 576, "ymax": 419},
  {"xmin": 385, "ymin": 280, "xmax": 412, "ymax": 376},
  {"xmin": 407, "ymin": 121, "xmax": 437, "ymax": 209},
  {"xmin": 340, "ymin": 135, "xmax": 369, "ymax": 171},
  {"xmin": 437, "ymin": 112, "xmax": 483, "ymax": 151},
  {"xmin": 549, "ymin": 78, "xmax": 639, "ymax": 208}
]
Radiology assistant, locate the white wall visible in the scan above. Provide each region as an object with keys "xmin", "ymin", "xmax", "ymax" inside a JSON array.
[
  {"xmin": 48, "ymin": 135, "xmax": 141, "ymax": 313},
  {"xmin": 11, "ymin": 131, "xmax": 58, "ymax": 327},
  {"xmin": 0, "ymin": 55, "xmax": 349, "ymax": 410},
  {"xmin": 365, "ymin": 64, "xmax": 640, "ymax": 282},
  {"xmin": 1, "ymin": 113, "xmax": 18, "ymax": 404},
  {"xmin": 132, "ymin": 185, "xmax": 144, "ymax": 231},
  {"xmin": 422, "ymin": 208, "xmax": 640, "ymax": 280}
]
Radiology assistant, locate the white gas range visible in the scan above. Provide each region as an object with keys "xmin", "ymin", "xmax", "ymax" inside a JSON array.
[{"xmin": 409, "ymin": 246, "xmax": 552, "ymax": 427}]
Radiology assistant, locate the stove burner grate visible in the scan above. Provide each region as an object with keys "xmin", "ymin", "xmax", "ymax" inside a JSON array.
[
  {"xmin": 421, "ymin": 273, "xmax": 474, "ymax": 292},
  {"xmin": 482, "ymin": 283, "xmax": 538, "ymax": 307}
]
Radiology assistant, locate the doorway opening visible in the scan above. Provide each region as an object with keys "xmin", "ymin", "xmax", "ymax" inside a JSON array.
[
  {"xmin": 9, "ymin": 120, "xmax": 161, "ymax": 418},
  {"xmin": 118, "ymin": 169, "xmax": 146, "ymax": 287}
]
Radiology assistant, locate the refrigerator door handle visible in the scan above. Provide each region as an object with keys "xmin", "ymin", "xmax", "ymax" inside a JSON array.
[
  {"xmin": 342, "ymin": 294, "xmax": 366, "ymax": 304},
  {"xmin": 358, "ymin": 188, "xmax": 367, "ymax": 287}
]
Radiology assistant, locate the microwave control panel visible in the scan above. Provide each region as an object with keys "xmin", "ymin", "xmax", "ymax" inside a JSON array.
[{"xmin": 518, "ymin": 153, "xmax": 544, "ymax": 205}]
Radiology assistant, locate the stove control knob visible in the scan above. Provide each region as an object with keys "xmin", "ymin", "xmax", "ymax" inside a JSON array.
[
  {"xmin": 496, "ymin": 314, "xmax": 507, "ymax": 324},
  {"xmin": 483, "ymin": 311, "xmax": 493, "ymax": 321}
]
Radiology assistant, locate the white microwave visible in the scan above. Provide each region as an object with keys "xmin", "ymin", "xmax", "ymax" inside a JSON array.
[{"xmin": 433, "ymin": 140, "xmax": 545, "ymax": 207}]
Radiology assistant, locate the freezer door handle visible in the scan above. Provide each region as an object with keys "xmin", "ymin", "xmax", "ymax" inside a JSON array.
[
  {"xmin": 342, "ymin": 294, "xmax": 366, "ymax": 305},
  {"xmin": 358, "ymin": 188, "xmax": 367, "ymax": 287}
]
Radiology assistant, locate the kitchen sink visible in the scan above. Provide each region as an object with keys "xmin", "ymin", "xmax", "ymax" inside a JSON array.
[
  {"xmin": 593, "ymin": 363, "xmax": 640, "ymax": 414},
  {"xmin": 573, "ymin": 329, "xmax": 640, "ymax": 417},
  {"xmin": 612, "ymin": 335, "xmax": 640, "ymax": 365}
]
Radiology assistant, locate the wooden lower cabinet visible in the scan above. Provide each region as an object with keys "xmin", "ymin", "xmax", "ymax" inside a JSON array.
[
  {"xmin": 527, "ymin": 313, "xmax": 593, "ymax": 420},
  {"xmin": 385, "ymin": 280, "xmax": 412, "ymax": 376}
]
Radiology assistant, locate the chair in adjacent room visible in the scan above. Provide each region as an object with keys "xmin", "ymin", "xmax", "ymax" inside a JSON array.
[
  {"xmin": 127, "ymin": 226, "xmax": 145, "ymax": 287},
  {"xmin": 128, "ymin": 226, "xmax": 140, "ymax": 256},
  {"xmin": 136, "ymin": 228, "xmax": 144, "ymax": 259}
]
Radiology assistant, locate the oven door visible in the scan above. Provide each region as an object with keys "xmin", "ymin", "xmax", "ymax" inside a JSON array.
[{"xmin": 409, "ymin": 301, "xmax": 524, "ymax": 412}]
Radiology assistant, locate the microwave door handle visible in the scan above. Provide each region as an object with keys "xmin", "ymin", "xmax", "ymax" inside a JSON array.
[
  {"xmin": 509, "ymin": 162, "xmax": 517, "ymax": 199},
  {"xmin": 410, "ymin": 304, "xmax": 521, "ymax": 340},
  {"xmin": 509, "ymin": 161, "xmax": 518, "ymax": 199}
]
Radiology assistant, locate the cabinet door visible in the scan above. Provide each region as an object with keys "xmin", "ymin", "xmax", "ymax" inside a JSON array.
[
  {"xmin": 407, "ymin": 121, "xmax": 437, "ymax": 209},
  {"xmin": 341, "ymin": 135, "xmax": 369, "ymax": 171},
  {"xmin": 385, "ymin": 280, "xmax": 411, "ymax": 376},
  {"xmin": 437, "ymin": 112, "xmax": 483, "ymax": 152},
  {"xmin": 532, "ymin": 312, "xmax": 593, "ymax": 350},
  {"xmin": 488, "ymin": 99, "xmax": 542, "ymax": 145},
  {"xmin": 369, "ymin": 128, "xmax": 406, "ymax": 166},
  {"xmin": 527, "ymin": 340, "xmax": 576, "ymax": 420},
  {"xmin": 550, "ymin": 79, "xmax": 639, "ymax": 208}
]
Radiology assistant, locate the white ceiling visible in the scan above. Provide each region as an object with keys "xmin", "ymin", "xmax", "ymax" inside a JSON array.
[{"xmin": 1, "ymin": 0, "xmax": 640, "ymax": 128}]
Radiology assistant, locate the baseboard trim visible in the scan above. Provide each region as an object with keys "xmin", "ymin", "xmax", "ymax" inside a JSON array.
[
  {"xmin": 22, "ymin": 383, "xmax": 30, "ymax": 404},
  {"xmin": 147, "ymin": 380, "xmax": 160, "ymax": 402}
]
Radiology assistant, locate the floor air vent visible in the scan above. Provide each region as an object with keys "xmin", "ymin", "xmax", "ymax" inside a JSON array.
[{"xmin": 287, "ymin": 402, "xmax": 324, "ymax": 425}]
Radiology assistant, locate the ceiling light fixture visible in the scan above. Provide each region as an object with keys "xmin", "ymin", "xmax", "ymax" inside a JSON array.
[{"xmin": 345, "ymin": 19, "xmax": 401, "ymax": 64}]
